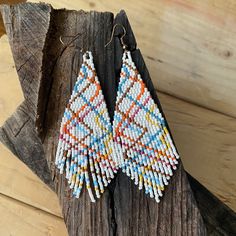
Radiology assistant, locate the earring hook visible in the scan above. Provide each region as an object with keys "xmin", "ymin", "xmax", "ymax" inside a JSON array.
[
  {"xmin": 59, "ymin": 32, "xmax": 84, "ymax": 52},
  {"xmin": 105, "ymin": 23, "xmax": 127, "ymax": 50}
]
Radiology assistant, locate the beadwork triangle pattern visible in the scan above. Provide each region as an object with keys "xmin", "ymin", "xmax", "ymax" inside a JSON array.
[
  {"xmin": 55, "ymin": 51, "xmax": 118, "ymax": 202},
  {"xmin": 113, "ymin": 51, "xmax": 180, "ymax": 203}
]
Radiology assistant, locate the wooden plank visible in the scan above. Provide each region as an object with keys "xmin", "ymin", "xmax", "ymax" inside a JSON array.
[
  {"xmin": 0, "ymin": 35, "xmax": 23, "ymax": 126},
  {"xmin": 158, "ymin": 92, "xmax": 236, "ymax": 211},
  {"xmin": 0, "ymin": 194, "xmax": 67, "ymax": 236},
  {"xmin": 0, "ymin": 3, "xmax": 206, "ymax": 235},
  {"xmin": 0, "ymin": 143, "xmax": 62, "ymax": 217},
  {"xmin": 30, "ymin": 0, "xmax": 236, "ymax": 118},
  {"xmin": 0, "ymin": 3, "xmax": 54, "ymax": 187}
]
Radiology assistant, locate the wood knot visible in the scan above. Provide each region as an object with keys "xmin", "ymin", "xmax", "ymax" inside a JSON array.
[{"xmin": 224, "ymin": 50, "xmax": 233, "ymax": 58}]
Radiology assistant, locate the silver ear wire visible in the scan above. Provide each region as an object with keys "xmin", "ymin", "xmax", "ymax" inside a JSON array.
[
  {"xmin": 59, "ymin": 33, "xmax": 84, "ymax": 52},
  {"xmin": 105, "ymin": 23, "xmax": 127, "ymax": 50}
]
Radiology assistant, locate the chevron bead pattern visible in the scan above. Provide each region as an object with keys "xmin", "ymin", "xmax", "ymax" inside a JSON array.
[
  {"xmin": 113, "ymin": 51, "xmax": 180, "ymax": 203},
  {"xmin": 55, "ymin": 51, "xmax": 118, "ymax": 202}
]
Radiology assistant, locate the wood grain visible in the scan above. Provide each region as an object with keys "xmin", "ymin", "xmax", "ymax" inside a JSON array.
[
  {"xmin": 30, "ymin": 0, "xmax": 236, "ymax": 118},
  {"xmin": 0, "ymin": 193, "xmax": 67, "ymax": 236},
  {"xmin": 0, "ymin": 3, "xmax": 54, "ymax": 187},
  {"xmin": 159, "ymin": 92, "xmax": 236, "ymax": 210},
  {"xmin": 0, "ymin": 35, "xmax": 23, "ymax": 126},
  {"xmin": 0, "ymin": 101, "xmax": 54, "ymax": 188},
  {"xmin": 0, "ymin": 143, "xmax": 62, "ymax": 217},
  {"xmin": 0, "ymin": 3, "xmax": 206, "ymax": 236},
  {"xmin": 1, "ymin": 1, "xmax": 53, "ymax": 129}
]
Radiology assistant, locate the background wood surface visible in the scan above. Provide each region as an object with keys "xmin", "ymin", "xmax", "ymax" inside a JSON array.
[
  {"xmin": 0, "ymin": 3, "xmax": 207, "ymax": 236},
  {"xmin": 0, "ymin": 0, "xmax": 236, "ymax": 235}
]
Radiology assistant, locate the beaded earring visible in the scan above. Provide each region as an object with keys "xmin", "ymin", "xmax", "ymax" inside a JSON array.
[
  {"xmin": 107, "ymin": 24, "xmax": 180, "ymax": 203},
  {"xmin": 55, "ymin": 51, "xmax": 118, "ymax": 202}
]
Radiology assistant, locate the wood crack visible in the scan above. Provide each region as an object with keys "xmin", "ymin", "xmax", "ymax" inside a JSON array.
[
  {"xmin": 17, "ymin": 52, "xmax": 36, "ymax": 72},
  {"xmin": 13, "ymin": 117, "xmax": 30, "ymax": 137}
]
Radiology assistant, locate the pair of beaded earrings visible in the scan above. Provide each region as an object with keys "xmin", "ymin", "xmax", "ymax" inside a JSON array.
[{"xmin": 55, "ymin": 24, "xmax": 180, "ymax": 203}]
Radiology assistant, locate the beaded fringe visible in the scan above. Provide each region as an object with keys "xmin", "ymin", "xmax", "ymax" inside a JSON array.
[
  {"xmin": 113, "ymin": 50, "xmax": 180, "ymax": 203},
  {"xmin": 55, "ymin": 51, "xmax": 118, "ymax": 202}
]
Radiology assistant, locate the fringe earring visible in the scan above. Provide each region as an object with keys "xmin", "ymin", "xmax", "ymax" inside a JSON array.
[
  {"xmin": 108, "ymin": 24, "xmax": 180, "ymax": 203},
  {"xmin": 55, "ymin": 51, "xmax": 118, "ymax": 202}
]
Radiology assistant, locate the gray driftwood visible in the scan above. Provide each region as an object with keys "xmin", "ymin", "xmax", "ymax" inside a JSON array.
[{"xmin": 1, "ymin": 2, "xmax": 235, "ymax": 236}]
